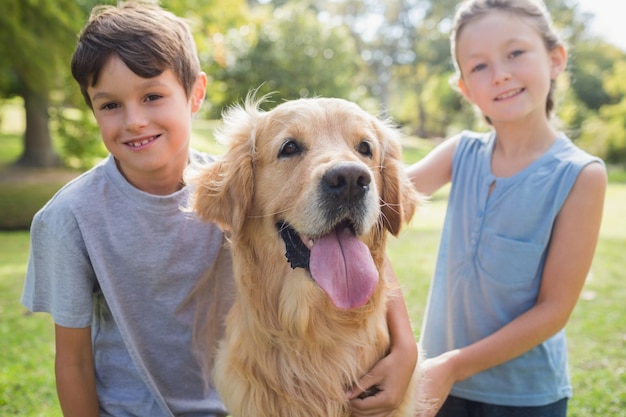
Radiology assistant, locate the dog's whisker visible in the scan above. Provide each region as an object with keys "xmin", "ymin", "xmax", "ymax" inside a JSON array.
[
  {"xmin": 379, "ymin": 198, "xmax": 403, "ymax": 210},
  {"xmin": 247, "ymin": 205, "xmax": 296, "ymax": 220}
]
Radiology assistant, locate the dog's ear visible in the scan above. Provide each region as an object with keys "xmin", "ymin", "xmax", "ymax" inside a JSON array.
[
  {"xmin": 189, "ymin": 103, "xmax": 259, "ymax": 234},
  {"xmin": 376, "ymin": 120, "xmax": 421, "ymax": 236}
]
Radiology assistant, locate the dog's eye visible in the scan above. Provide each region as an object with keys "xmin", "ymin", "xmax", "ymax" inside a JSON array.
[
  {"xmin": 357, "ymin": 140, "xmax": 373, "ymax": 158},
  {"xmin": 279, "ymin": 140, "xmax": 302, "ymax": 158}
]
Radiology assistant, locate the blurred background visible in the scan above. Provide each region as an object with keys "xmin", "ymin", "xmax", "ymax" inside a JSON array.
[
  {"xmin": 1, "ymin": 2, "xmax": 625, "ymax": 415},
  {"xmin": 1, "ymin": 0, "xmax": 625, "ymax": 172}
]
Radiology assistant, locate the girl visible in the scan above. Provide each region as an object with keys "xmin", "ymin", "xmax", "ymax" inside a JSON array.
[{"xmin": 408, "ymin": 1, "xmax": 607, "ymax": 416}]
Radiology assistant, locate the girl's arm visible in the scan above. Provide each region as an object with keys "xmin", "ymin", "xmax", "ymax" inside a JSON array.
[
  {"xmin": 349, "ymin": 260, "xmax": 417, "ymax": 417},
  {"xmin": 416, "ymin": 162, "xmax": 607, "ymax": 416},
  {"xmin": 406, "ymin": 135, "xmax": 459, "ymax": 196},
  {"xmin": 55, "ymin": 325, "xmax": 99, "ymax": 417}
]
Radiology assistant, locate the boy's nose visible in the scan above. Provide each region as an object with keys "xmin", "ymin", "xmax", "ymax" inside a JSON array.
[{"xmin": 124, "ymin": 105, "xmax": 149, "ymax": 131}]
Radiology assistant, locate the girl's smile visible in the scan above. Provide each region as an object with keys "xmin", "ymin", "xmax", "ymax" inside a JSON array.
[
  {"xmin": 494, "ymin": 88, "xmax": 525, "ymax": 101},
  {"xmin": 455, "ymin": 11, "xmax": 566, "ymax": 129}
]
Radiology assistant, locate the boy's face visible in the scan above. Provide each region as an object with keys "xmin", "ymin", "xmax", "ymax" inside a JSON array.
[{"xmin": 88, "ymin": 55, "xmax": 206, "ymax": 194}]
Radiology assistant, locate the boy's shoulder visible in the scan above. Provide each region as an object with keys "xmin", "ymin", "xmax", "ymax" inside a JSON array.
[
  {"xmin": 34, "ymin": 157, "xmax": 111, "ymax": 222},
  {"xmin": 189, "ymin": 148, "xmax": 218, "ymax": 166}
]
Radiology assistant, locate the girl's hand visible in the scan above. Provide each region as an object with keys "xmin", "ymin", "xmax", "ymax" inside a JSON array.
[{"xmin": 415, "ymin": 352, "xmax": 458, "ymax": 417}]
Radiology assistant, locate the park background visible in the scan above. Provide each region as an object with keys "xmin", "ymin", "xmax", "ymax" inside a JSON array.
[{"xmin": 1, "ymin": 0, "xmax": 625, "ymax": 415}]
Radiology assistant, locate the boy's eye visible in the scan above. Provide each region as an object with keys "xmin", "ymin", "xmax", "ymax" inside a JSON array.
[
  {"xmin": 145, "ymin": 94, "xmax": 162, "ymax": 102},
  {"xmin": 100, "ymin": 102, "xmax": 119, "ymax": 111},
  {"xmin": 509, "ymin": 49, "xmax": 524, "ymax": 59}
]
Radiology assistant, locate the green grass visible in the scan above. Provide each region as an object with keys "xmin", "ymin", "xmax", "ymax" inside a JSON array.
[
  {"xmin": 2, "ymin": 186, "xmax": 625, "ymax": 416},
  {"xmin": 0, "ymin": 231, "xmax": 60, "ymax": 416},
  {"xmin": 2, "ymin": 102, "xmax": 625, "ymax": 415}
]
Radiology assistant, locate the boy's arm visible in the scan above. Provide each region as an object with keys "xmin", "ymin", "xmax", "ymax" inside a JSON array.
[
  {"xmin": 348, "ymin": 259, "xmax": 417, "ymax": 417},
  {"xmin": 55, "ymin": 325, "xmax": 99, "ymax": 417}
]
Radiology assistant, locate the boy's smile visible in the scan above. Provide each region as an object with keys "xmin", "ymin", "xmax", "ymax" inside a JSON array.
[
  {"xmin": 88, "ymin": 55, "xmax": 206, "ymax": 195},
  {"xmin": 125, "ymin": 134, "xmax": 161, "ymax": 149}
]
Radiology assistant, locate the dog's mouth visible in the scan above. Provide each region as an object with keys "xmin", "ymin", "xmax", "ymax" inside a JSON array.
[{"xmin": 277, "ymin": 221, "xmax": 378, "ymax": 310}]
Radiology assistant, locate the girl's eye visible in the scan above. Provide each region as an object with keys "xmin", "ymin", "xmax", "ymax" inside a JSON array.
[
  {"xmin": 509, "ymin": 50, "xmax": 524, "ymax": 59},
  {"xmin": 471, "ymin": 63, "xmax": 487, "ymax": 73}
]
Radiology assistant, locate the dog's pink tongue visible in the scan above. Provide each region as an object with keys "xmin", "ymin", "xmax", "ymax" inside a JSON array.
[{"xmin": 309, "ymin": 227, "xmax": 378, "ymax": 310}]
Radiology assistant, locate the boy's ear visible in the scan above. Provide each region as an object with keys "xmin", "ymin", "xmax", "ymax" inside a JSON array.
[{"xmin": 191, "ymin": 72, "xmax": 208, "ymax": 113}]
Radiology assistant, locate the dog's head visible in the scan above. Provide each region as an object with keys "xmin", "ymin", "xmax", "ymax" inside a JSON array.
[{"xmin": 190, "ymin": 96, "xmax": 419, "ymax": 310}]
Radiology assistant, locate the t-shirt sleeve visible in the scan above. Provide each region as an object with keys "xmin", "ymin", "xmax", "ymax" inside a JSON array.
[{"xmin": 21, "ymin": 206, "xmax": 96, "ymax": 328}]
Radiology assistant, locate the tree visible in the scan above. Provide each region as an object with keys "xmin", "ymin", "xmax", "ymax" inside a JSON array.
[
  {"xmin": 569, "ymin": 42, "xmax": 624, "ymax": 111},
  {"xmin": 0, "ymin": 0, "xmax": 89, "ymax": 167},
  {"xmin": 314, "ymin": 0, "xmax": 462, "ymax": 136},
  {"xmin": 206, "ymin": 2, "xmax": 363, "ymax": 115},
  {"xmin": 0, "ymin": 0, "xmax": 249, "ymax": 169}
]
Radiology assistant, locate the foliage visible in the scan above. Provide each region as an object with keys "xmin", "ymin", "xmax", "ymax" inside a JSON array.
[
  {"xmin": 568, "ymin": 42, "xmax": 622, "ymax": 111},
  {"xmin": 0, "ymin": 0, "xmax": 84, "ymax": 94},
  {"xmin": 0, "ymin": 0, "xmax": 94, "ymax": 167},
  {"xmin": 50, "ymin": 107, "xmax": 106, "ymax": 171},
  {"xmin": 0, "ymin": 133, "xmax": 22, "ymax": 165},
  {"xmin": 205, "ymin": 2, "xmax": 364, "ymax": 116},
  {"xmin": 572, "ymin": 58, "xmax": 626, "ymax": 164},
  {"xmin": 2, "ymin": 0, "xmax": 626, "ymax": 164}
]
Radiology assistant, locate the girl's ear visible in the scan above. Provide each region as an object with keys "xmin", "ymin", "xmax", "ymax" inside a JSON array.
[
  {"xmin": 550, "ymin": 45, "xmax": 568, "ymax": 79},
  {"xmin": 191, "ymin": 72, "xmax": 208, "ymax": 113},
  {"xmin": 457, "ymin": 77, "xmax": 473, "ymax": 103}
]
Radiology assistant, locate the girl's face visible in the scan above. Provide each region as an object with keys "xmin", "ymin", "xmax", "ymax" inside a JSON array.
[
  {"xmin": 88, "ymin": 55, "xmax": 206, "ymax": 194},
  {"xmin": 455, "ymin": 11, "xmax": 566, "ymax": 126}
]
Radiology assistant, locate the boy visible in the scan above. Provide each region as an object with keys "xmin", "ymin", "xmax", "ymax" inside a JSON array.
[
  {"xmin": 22, "ymin": 2, "xmax": 416, "ymax": 416},
  {"xmin": 22, "ymin": 1, "xmax": 232, "ymax": 415}
]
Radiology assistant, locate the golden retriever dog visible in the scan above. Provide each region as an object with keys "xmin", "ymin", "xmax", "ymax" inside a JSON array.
[{"xmin": 190, "ymin": 96, "xmax": 421, "ymax": 417}]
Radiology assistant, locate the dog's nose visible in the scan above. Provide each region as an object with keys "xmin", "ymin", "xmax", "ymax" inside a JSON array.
[{"xmin": 322, "ymin": 162, "xmax": 371, "ymax": 202}]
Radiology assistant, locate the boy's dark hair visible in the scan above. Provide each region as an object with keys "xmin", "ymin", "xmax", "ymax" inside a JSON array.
[{"xmin": 71, "ymin": 0, "xmax": 201, "ymax": 109}]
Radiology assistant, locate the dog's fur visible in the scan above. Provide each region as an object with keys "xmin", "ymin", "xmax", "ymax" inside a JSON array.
[{"xmin": 190, "ymin": 96, "xmax": 421, "ymax": 417}]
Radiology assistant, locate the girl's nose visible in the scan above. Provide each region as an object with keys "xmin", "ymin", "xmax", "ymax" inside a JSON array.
[{"xmin": 492, "ymin": 64, "xmax": 511, "ymax": 85}]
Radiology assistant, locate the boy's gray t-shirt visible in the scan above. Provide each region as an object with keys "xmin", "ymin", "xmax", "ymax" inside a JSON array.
[{"xmin": 22, "ymin": 151, "xmax": 233, "ymax": 417}]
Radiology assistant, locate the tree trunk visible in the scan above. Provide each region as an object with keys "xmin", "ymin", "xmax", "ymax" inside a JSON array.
[
  {"xmin": 16, "ymin": 85, "xmax": 62, "ymax": 168},
  {"xmin": 415, "ymin": 82, "xmax": 427, "ymax": 139}
]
